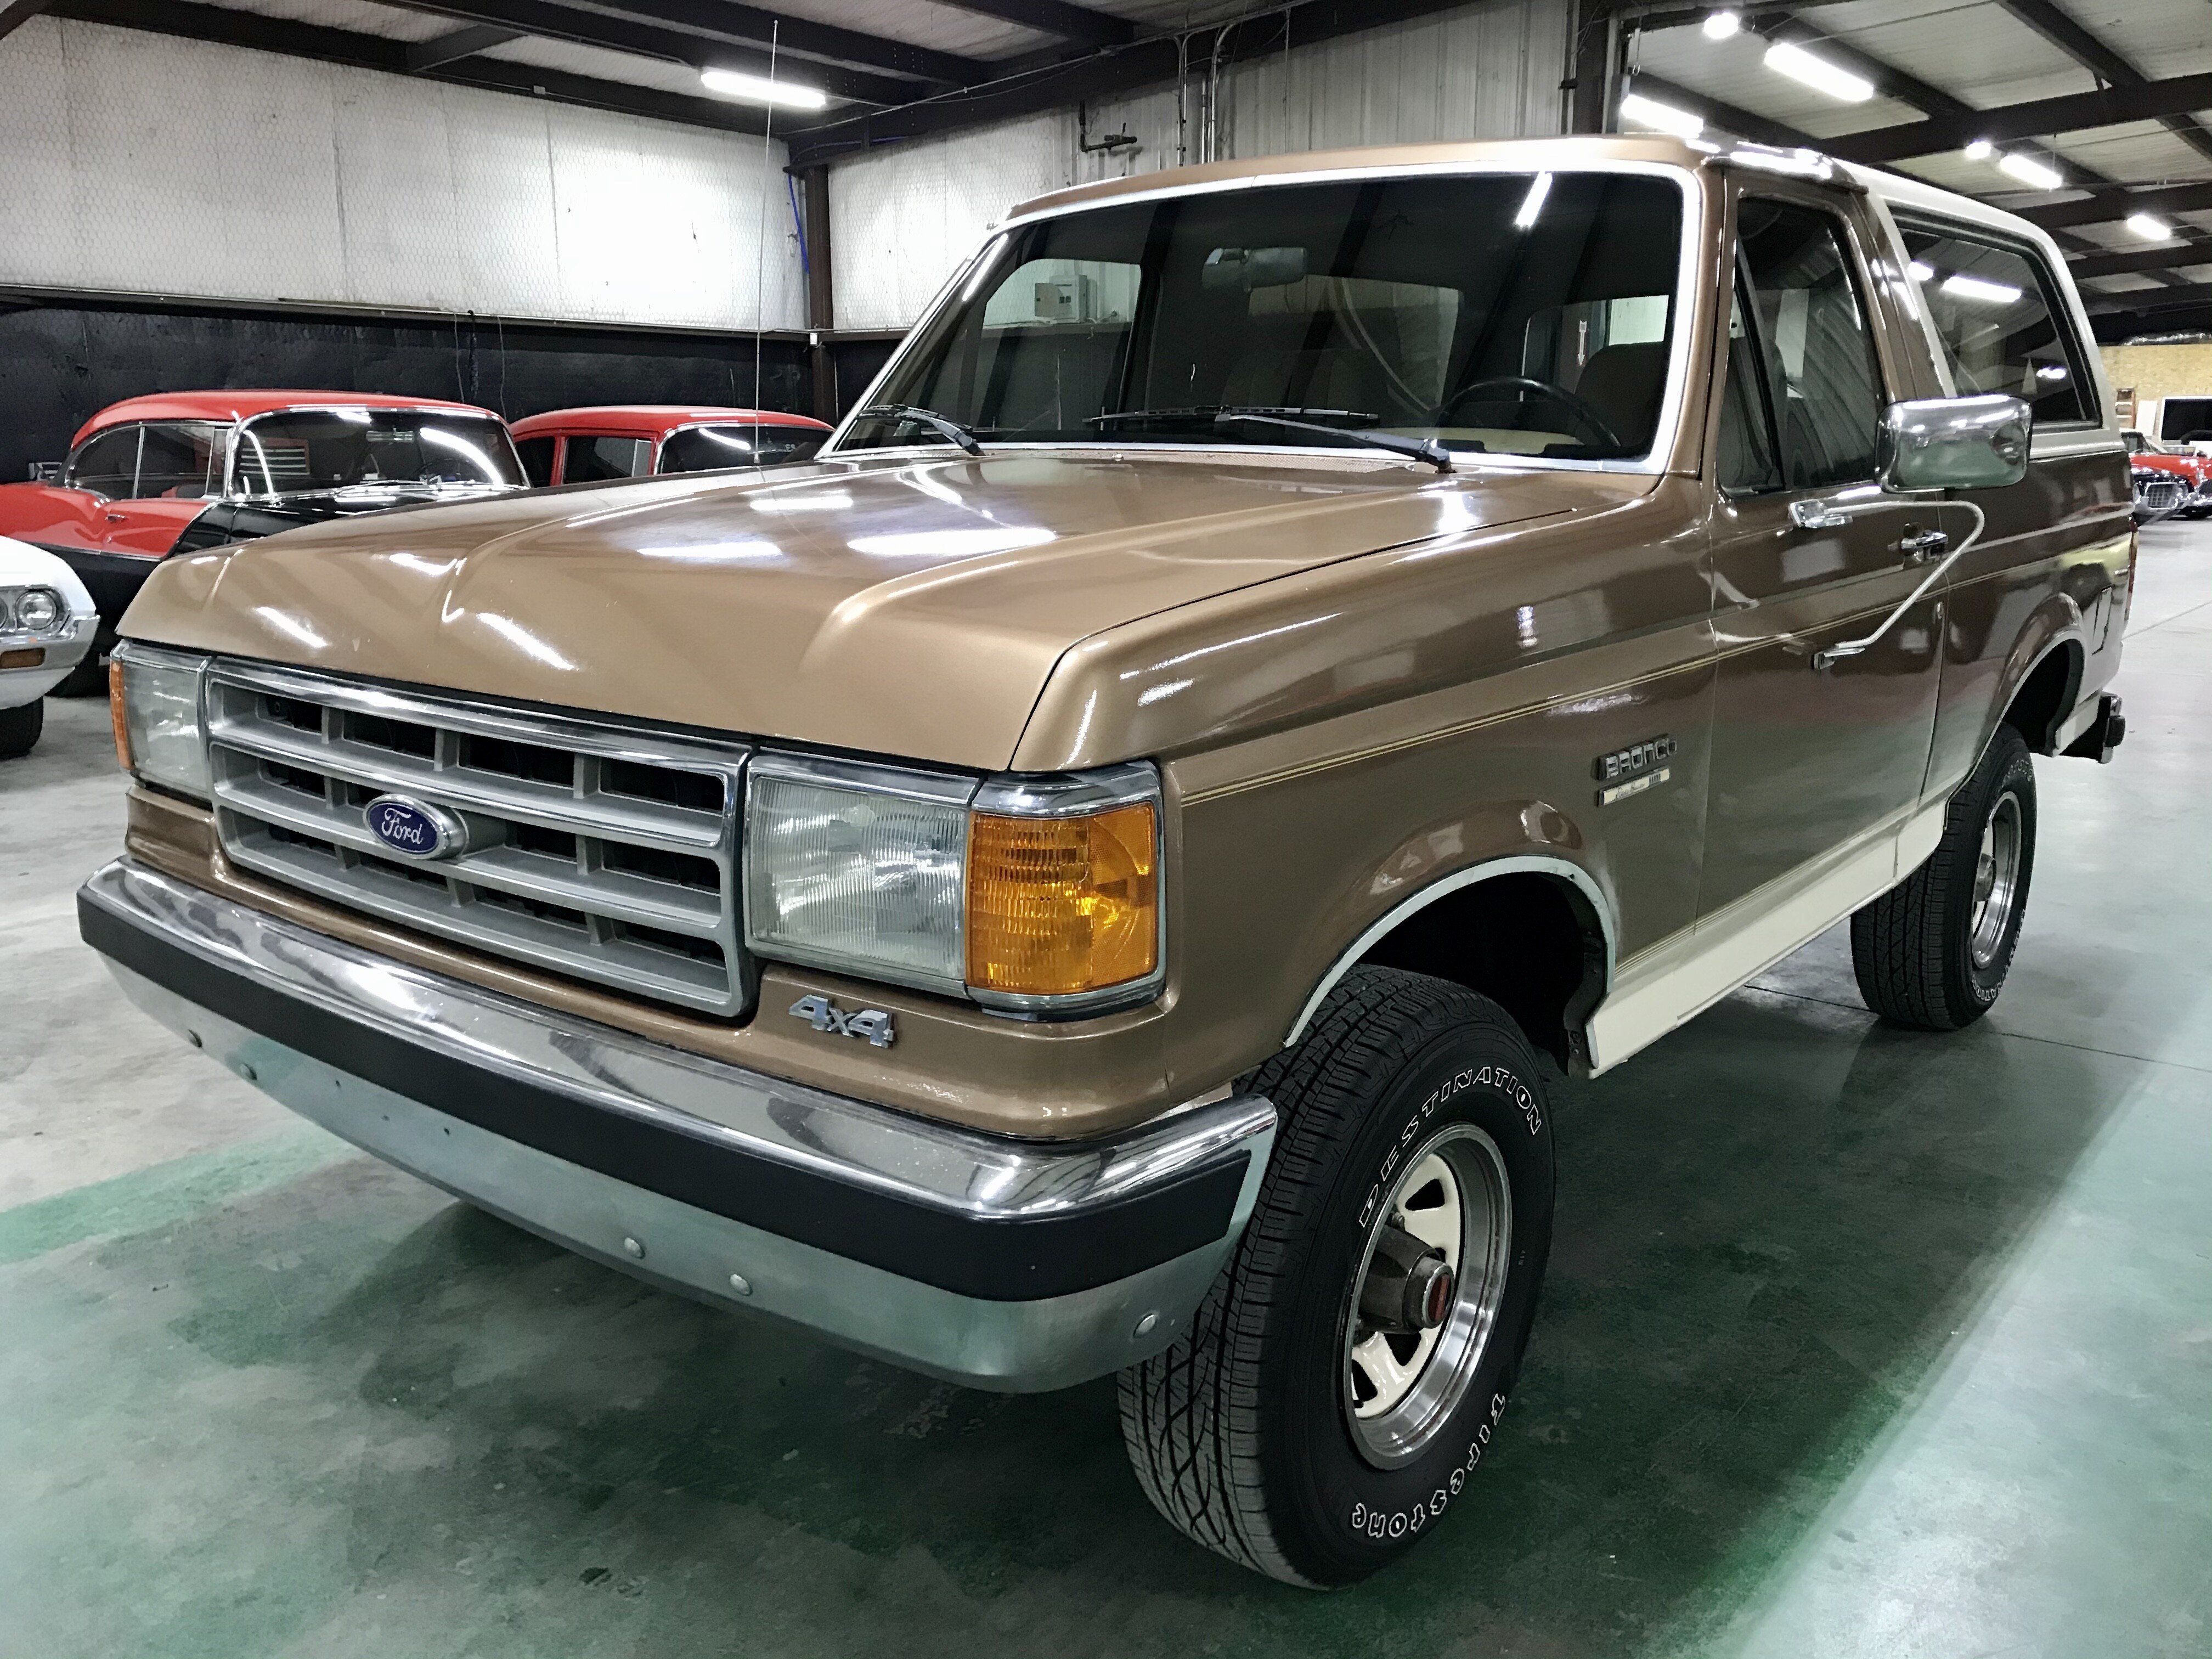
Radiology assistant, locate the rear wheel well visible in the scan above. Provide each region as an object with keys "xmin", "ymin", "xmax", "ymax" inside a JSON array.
[
  {"xmin": 1355, "ymin": 871, "xmax": 1607, "ymax": 1070},
  {"xmin": 2002, "ymin": 642, "xmax": 2081, "ymax": 754}
]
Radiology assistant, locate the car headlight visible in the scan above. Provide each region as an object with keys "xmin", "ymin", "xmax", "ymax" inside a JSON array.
[
  {"xmin": 1, "ymin": 585, "xmax": 67, "ymax": 636},
  {"xmin": 109, "ymin": 642, "xmax": 212, "ymax": 801},
  {"xmin": 744, "ymin": 755, "xmax": 1163, "ymax": 1013}
]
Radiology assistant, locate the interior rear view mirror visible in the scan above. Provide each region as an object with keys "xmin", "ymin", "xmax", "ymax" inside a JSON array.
[
  {"xmin": 1202, "ymin": 246, "xmax": 1309, "ymax": 292},
  {"xmin": 1877, "ymin": 394, "xmax": 2031, "ymax": 493}
]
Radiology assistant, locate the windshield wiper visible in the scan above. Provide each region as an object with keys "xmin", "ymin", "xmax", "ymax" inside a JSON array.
[
  {"xmin": 859, "ymin": 403, "xmax": 984, "ymax": 456},
  {"xmin": 1212, "ymin": 410, "xmax": 1453, "ymax": 473}
]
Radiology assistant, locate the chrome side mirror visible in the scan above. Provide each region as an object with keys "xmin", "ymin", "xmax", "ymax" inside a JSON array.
[{"xmin": 1877, "ymin": 394, "xmax": 2030, "ymax": 493}]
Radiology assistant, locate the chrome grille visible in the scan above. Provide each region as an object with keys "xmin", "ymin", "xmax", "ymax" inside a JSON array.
[
  {"xmin": 205, "ymin": 661, "xmax": 754, "ymax": 1017},
  {"xmin": 2136, "ymin": 474, "xmax": 2187, "ymax": 516}
]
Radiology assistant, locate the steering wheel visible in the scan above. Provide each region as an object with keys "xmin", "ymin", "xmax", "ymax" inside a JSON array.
[{"xmin": 1433, "ymin": 375, "xmax": 1626, "ymax": 453}]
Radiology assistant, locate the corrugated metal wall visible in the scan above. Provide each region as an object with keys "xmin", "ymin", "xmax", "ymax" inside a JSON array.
[
  {"xmin": 0, "ymin": 17, "xmax": 806, "ymax": 332},
  {"xmin": 829, "ymin": 0, "xmax": 1571, "ymax": 332}
]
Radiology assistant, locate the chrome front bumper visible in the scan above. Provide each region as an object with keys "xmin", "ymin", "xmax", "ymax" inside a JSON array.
[
  {"xmin": 0, "ymin": 612, "xmax": 94, "ymax": 701},
  {"xmin": 79, "ymin": 859, "xmax": 1276, "ymax": 1391}
]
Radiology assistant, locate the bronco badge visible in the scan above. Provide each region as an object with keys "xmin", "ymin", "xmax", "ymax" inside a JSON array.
[
  {"xmin": 789, "ymin": 994, "xmax": 896, "ymax": 1048},
  {"xmin": 1593, "ymin": 735, "xmax": 1675, "ymax": 806}
]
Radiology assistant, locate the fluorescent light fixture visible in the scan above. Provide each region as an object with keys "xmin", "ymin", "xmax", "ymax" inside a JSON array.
[
  {"xmin": 699, "ymin": 67, "xmax": 826, "ymax": 111},
  {"xmin": 2036, "ymin": 364, "xmax": 2070, "ymax": 381},
  {"xmin": 1514, "ymin": 172, "xmax": 1554, "ymax": 228},
  {"xmin": 1908, "ymin": 260, "xmax": 1936, "ymax": 281},
  {"xmin": 1942, "ymin": 273, "xmax": 2023, "ymax": 306},
  {"xmin": 1996, "ymin": 151, "xmax": 2064, "ymax": 191},
  {"xmin": 1763, "ymin": 40, "xmax": 1874, "ymax": 103},
  {"xmin": 1963, "ymin": 139, "xmax": 1994, "ymax": 161},
  {"xmin": 1619, "ymin": 93, "xmax": 1704, "ymax": 138},
  {"xmin": 1702, "ymin": 10, "xmax": 1742, "ymax": 38},
  {"xmin": 2127, "ymin": 213, "xmax": 2174, "ymax": 240}
]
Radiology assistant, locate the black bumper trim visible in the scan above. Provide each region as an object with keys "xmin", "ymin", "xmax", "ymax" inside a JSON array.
[{"xmin": 81, "ymin": 894, "xmax": 1246, "ymax": 1302}]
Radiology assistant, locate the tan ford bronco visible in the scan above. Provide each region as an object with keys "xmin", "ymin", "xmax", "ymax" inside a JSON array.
[{"xmin": 82, "ymin": 135, "xmax": 2130, "ymax": 1585}]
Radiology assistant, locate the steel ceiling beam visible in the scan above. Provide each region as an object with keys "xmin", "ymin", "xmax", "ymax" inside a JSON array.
[
  {"xmin": 1824, "ymin": 71, "xmax": 2212, "ymax": 165},
  {"xmin": 922, "ymin": 0, "xmax": 1133, "ymax": 50},
  {"xmin": 2067, "ymin": 240, "xmax": 2212, "ymax": 283},
  {"xmin": 785, "ymin": 0, "xmax": 1502, "ymax": 166},
  {"xmin": 2081, "ymin": 279, "xmax": 2212, "ymax": 314},
  {"xmin": 547, "ymin": 0, "xmax": 981, "ymax": 85},
  {"xmin": 1993, "ymin": 0, "xmax": 2212, "ymax": 173},
  {"xmin": 406, "ymin": 22, "xmax": 521, "ymax": 70},
  {"xmin": 2020, "ymin": 180, "xmax": 2212, "ymax": 232},
  {"xmin": 370, "ymin": 0, "xmax": 923, "ymax": 104},
  {"xmin": 47, "ymin": 0, "xmax": 773, "ymax": 133},
  {"xmin": 0, "ymin": 0, "xmax": 52, "ymax": 39}
]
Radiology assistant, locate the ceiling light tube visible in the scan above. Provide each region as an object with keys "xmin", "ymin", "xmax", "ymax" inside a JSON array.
[
  {"xmin": 1702, "ymin": 10, "xmax": 1742, "ymax": 39},
  {"xmin": 700, "ymin": 67, "xmax": 827, "ymax": 111},
  {"xmin": 1619, "ymin": 93, "xmax": 1705, "ymax": 139},
  {"xmin": 2127, "ymin": 213, "xmax": 2174, "ymax": 240},
  {"xmin": 1763, "ymin": 40, "xmax": 1874, "ymax": 103},
  {"xmin": 1942, "ymin": 273, "xmax": 2023, "ymax": 306},
  {"xmin": 1963, "ymin": 139, "xmax": 1994, "ymax": 161},
  {"xmin": 1996, "ymin": 152, "xmax": 2064, "ymax": 191}
]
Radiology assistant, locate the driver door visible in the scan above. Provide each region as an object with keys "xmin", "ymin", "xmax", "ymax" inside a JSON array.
[{"xmin": 1697, "ymin": 188, "xmax": 1947, "ymax": 924}]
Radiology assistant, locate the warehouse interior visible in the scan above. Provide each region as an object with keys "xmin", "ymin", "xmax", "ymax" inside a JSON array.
[{"xmin": 4, "ymin": 0, "xmax": 2211, "ymax": 1653}]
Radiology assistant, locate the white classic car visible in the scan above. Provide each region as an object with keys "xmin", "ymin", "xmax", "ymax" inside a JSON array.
[{"xmin": 1, "ymin": 533, "xmax": 98, "ymax": 758}]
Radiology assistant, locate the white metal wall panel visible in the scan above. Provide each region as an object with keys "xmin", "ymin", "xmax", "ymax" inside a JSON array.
[
  {"xmin": 0, "ymin": 16, "xmax": 805, "ymax": 331},
  {"xmin": 828, "ymin": 0, "xmax": 1570, "ymax": 331}
]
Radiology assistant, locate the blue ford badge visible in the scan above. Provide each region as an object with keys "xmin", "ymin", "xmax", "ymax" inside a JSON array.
[{"xmin": 364, "ymin": 794, "xmax": 457, "ymax": 860}]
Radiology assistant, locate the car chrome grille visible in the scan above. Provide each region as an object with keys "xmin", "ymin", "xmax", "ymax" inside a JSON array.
[
  {"xmin": 2138, "ymin": 475, "xmax": 2187, "ymax": 515},
  {"xmin": 204, "ymin": 661, "xmax": 754, "ymax": 1017}
]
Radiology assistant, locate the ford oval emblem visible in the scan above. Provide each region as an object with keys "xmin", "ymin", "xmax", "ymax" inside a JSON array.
[{"xmin": 364, "ymin": 794, "xmax": 458, "ymax": 860}]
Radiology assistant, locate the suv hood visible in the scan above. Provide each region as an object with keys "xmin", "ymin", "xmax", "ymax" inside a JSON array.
[{"xmin": 127, "ymin": 453, "xmax": 1652, "ymax": 770}]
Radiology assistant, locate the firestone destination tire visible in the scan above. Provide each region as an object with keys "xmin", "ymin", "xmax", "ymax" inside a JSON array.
[
  {"xmin": 1117, "ymin": 966, "xmax": 1555, "ymax": 1586},
  {"xmin": 1851, "ymin": 724, "xmax": 2038, "ymax": 1030}
]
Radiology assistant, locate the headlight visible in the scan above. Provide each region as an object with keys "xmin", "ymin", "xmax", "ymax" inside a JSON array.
[
  {"xmin": 1, "ymin": 585, "xmax": 67, "ymax": 636},
  {"xmin": 743, "ymin": 757, "xmax": 1163, "ymax": 1013},
  {"xmin": 109, "ymin": 642, "xmax": 212, "ymax": 800}
]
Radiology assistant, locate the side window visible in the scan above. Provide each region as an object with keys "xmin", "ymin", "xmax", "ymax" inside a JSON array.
[
  {"xmin": 1717, "ymin": 280, "xmax": 1782, "ymax": 493},
  {"xmin": 564, "ymin": 436, "xmax": 651, "ymax": 482},
  {"xmin": 137, "ymin": 422, "xmax": 223, "ymax": 499},
  {"xmin": 1735, "ymin": 199, "xmax": 1886, "ymax": 489},
  {"xmin": 1897, "ymin": 219, "xmax": 2091, "ymax": 424},
  {"xmin": 515, "ymin": 437, "xmax": 556, "ymax": 486},
  {"xmin": 69, "ymin": 427, "xmax": 142, "ymax": 498}
]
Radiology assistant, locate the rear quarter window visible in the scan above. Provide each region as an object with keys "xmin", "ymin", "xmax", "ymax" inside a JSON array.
[{"xmin": 1894, "ymin": 217, "xmax": 2093, "ymax": 425}]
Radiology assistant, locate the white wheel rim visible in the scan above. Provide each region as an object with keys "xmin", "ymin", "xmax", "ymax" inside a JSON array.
[{"xmin": 1341, "ymin": 1123, "xmax": 1511, "ymax": 1469}]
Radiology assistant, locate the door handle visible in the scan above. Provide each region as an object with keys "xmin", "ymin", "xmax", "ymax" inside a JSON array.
[
  {"xmin": 1789, "ymin": 498, "xmax": 1853, "ymax": 531},
  {"xmin": 104, "ymin": 511, "xmax": 126, "ymax": 522},
  {"xmin": 1897, "ymin": 528, "xmax": 1949, "ymax": 563}
]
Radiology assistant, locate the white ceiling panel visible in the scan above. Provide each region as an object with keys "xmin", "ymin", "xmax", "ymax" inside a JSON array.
[
  {"xmin": 210, "ymin": 0, "xmax": 448, "ymax": 43},
  {"xmin": 745, "ymin": 0, "xmax": 1054, "ymax": 63}
]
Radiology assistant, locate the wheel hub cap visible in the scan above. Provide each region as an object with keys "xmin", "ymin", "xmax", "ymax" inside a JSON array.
[
  {"xmin": 1970, "ymin": 788, "xmax": 2023, "ymax": 969},
  {"xmin": 1342, "ymin": 1124, "xmax": 1512, "ymax": 1468}
]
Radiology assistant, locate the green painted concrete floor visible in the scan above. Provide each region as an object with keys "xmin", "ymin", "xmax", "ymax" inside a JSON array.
[{"xmin": 4, "ymin": 529, "xmax": 2210, "ymax": 1659}]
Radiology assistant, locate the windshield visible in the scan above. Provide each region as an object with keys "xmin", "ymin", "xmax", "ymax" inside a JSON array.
[
  {"xmin": 231, "ymin": 409, "xmax": 524, "ymax": 495},
  {"xmin": 843, "ymin": 171, "xmax": 1685, "ymax": 465},
  {"xmin": 659, "ymin": 424, "xmax": 825, "ymax": 473}
]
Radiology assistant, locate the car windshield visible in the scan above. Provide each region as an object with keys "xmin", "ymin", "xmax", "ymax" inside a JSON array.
[
  {"xmin": 842, "ymin": 171, "xmax": 1685, "ymax": 465},
  {"xmin": 231, "ymin": 409, "xmax": 524, "ymax": 494},
  {"xmin": 659, "ymin": 424, "xmax": 825, "ymax": 473}
]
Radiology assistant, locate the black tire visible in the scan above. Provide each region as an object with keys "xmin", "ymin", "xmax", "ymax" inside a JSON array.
[
  {"xmin": 0, "ymin": 698, "xmax": 43, "ymax": 758},
  {"xmin": 49, "ymin": 632, "xmax": 111, "ymax": 697},
  {"xmin": 1851, "ymin": 724, "xmax": 2037, "ymax": 1030},
  {"xmin": 1118, "ymin": 966, "xmax": 1555, "ymax": 1587}
]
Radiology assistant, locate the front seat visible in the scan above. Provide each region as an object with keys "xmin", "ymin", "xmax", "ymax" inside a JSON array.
[{"xmin": 1573, "ymin": 342, "xmax": 1670, "ymax": 447}]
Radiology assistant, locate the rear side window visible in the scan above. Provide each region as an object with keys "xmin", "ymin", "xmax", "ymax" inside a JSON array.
[
  {"xmin": 70, "ymin": 427, "xmax": 141, "ymax": 498},
  {"xmin": 1895, "ymin": 218, "xmax": 2091, "ymax": 424},
  {"xmin": 1725, "ymin": 199, "xmax": 1887, "ymax": 491},
  {"xmin": 659, "ymin": 424, "xmax": 823, "ymax": 473},
  {"xmin": 515, "ymin": 436, "xmax": 556, "ymax": 486},
  {"xmin": 565, "ymin": 436, "xmax": 651, "ymax": 482}
]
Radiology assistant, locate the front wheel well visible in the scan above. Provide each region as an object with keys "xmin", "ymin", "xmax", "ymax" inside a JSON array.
[{"xmin": 1351, "ymin": 871, "xmax": 1607, "ymax": 1070}]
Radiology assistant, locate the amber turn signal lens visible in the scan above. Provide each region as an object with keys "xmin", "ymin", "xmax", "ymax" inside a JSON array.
[
  {"xmin": 108, "ymin": 657, "xmax": 132, "ymax": 772},
  {"xmin": 966, "ymin": 802, "xmax": 1159, "ymax": 997}
]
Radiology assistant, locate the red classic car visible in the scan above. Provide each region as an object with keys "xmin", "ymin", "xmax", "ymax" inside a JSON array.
[
  {"xmin": 0, "ymin": 390, "xmax": 524, "ymax": 689},
  {"xmin": 510, "ymin": 405, "xmax": 831, "ymax": 486},
  {"xmin": 2123, "ymin": 430, "xmax": 2212, "ymax": 517}
]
